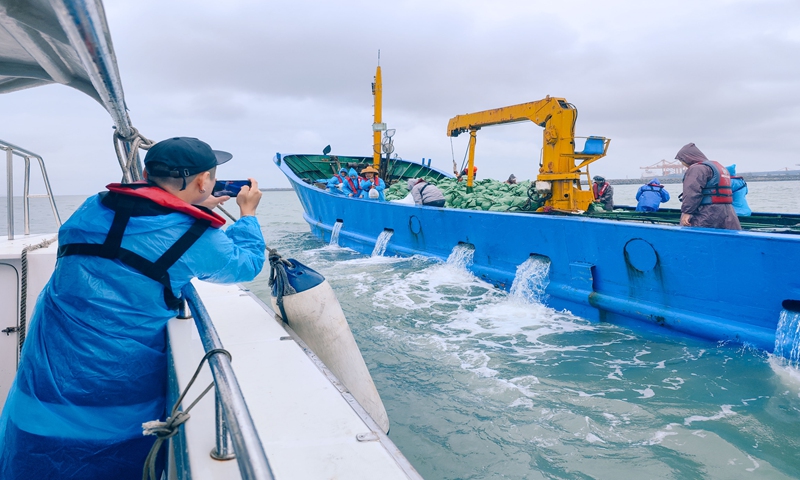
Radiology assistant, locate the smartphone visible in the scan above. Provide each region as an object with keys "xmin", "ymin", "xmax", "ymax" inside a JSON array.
[{"xmin": 212, "ymin": 180, "xmax": 251, "ymax": 197}]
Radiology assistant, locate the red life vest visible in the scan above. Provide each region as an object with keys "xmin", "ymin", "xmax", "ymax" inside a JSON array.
[
  {"xmin": 592, "ymin": 182, "xmax": 609, "ymax": 200},
  {"xmin": 345, "ymin": 176, "xmax": 361, "ymax": 195},
  {"xmin": 333, "ymin": 174, "xmax": 343, "ymax": 183},
  {"xmin": 697, "ymin": 161, "xmax": 733, "ymax": 205},
  {"xmin": 107, "ymin": 182, "xmax": 226, "ymax": 227},
  {"xmin": 58, "ymin": 182, "xmax": 227, "ymax": 310}
]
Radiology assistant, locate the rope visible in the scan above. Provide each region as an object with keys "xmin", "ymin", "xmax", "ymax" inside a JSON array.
[
  {"xmin": 142, "ymin": 348, "xmax": 232, "ymax": 480},
  {"xmin": 267, "ymin": 248, "xmax": 295, "ymax": 323},
  {"xmin": 18, "ymin": 235, "xmax": 57, "ymax": 353},
  {"xmin": 114, "ymin": 127, "xmax": 155, "ymax": 183},
  {"xmin": 214, "ymin": 205, "xmax": 296, "ymax": 323}
]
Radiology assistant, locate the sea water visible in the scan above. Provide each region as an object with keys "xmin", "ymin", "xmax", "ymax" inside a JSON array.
[
  {"xmin": 6, "ymin": 184, "xmax": 800, "ymax": 479},
  {"xmin": 246, "ymin": 190, "xmax": 800, "ymax": 479}
]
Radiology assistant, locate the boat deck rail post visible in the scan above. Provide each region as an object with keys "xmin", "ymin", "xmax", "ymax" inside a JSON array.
[
  {"xmin": 1, "ymin": 139, "xmax": 62, "ymax": 240},
  {"xmin": 182, "ymin": 284, "xmax": 275, "ymax": 480}
]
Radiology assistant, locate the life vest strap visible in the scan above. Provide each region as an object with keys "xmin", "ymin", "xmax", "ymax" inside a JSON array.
[{"xmin": 58, "ymin": 193, "xmax": 213, "ymax": 310}]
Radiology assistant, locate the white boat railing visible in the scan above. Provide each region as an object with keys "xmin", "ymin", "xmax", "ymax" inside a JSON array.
[
  {"xmin": 181, "ymin": 284, "xmax": 275, "ymax": 480},
  {"xmin": 1, "ymin": 139, "xmax": 62, "ymax": 240}
]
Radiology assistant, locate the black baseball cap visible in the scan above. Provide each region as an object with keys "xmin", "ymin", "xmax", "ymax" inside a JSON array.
[{"xmin": 144, "ymin": 137, "xmax": 232, "ymax": 178}]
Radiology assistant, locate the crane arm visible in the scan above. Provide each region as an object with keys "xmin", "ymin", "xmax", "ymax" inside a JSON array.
[
  {"xmin": 446, "ymin": 96, "xmax": 573, "ymax": 137},
  {"xmin": 444, "ymin": 96, "xmax": 609, "ymax": 211}
]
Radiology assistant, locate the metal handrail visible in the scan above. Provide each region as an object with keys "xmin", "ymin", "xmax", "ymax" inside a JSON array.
[
  {"xmin": 1, "ymin": 140, "xmax": 62, "ymax": 240},
  {"xmin": 182, "ymin": 283, "xmax": 275, "ymax": 480}
]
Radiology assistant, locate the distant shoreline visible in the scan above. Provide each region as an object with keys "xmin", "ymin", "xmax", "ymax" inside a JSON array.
[{"xmin": 260, "ymin": 188, "xmax": 294, "ymax": 191}]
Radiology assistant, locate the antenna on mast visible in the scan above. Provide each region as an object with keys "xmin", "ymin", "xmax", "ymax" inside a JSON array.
[{"xmin": 378, "ymin": 49, "xmax": 380, "ymax": 66}]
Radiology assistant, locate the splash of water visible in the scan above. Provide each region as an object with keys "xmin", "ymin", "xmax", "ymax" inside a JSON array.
[
  {"xmin": 329, "ymin": 221, "xmax": 343, "ymax": 246},
  {"xmin": 446, "ymin": 244, "xmax": 475, "ymax": 269},
  {"xmin": 775, "ymin": 309, "xmax": 800, "ymax": 367},
  {"xmin": 509, "ymin": 256, "xmax": 551, "ymax": 304},
  {"xmin": 371, "ymin": 230, "xmax": 394, "ymax": 257}
]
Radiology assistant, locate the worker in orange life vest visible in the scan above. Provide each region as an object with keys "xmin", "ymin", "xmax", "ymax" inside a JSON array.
[
  {"xmin": 455, "ymin": 166, "xmax": 478, "ymax": 182},
  {"xmin": 675, "ymin": 143, "xmax": 741, "ymax": 230},
  {"xmin": 592, "ymin": 175, "xmax": 614, "ymax": 211}
]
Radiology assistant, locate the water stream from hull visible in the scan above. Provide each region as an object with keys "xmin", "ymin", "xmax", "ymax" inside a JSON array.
[
  {"xmin": 371, "ymin": 230, "xmax": 393, "ymax": 257},
  {"xmin": 775, "ymin": 309, "xmax": 800, "ymax": 367},
  {"xmin": 329, "ymin": 221, "xmax": 343, "ymax": 246}
]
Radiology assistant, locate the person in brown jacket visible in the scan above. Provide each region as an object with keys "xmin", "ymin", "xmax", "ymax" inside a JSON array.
[{"xmin": 675, "ymin": 143, "xmax": 741, "ymax": 230}]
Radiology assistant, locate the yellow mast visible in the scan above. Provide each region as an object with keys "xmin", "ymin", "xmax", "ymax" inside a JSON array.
[{"xmin": 372, "ymin": 64, "xmax": 382, "ymax": 169}]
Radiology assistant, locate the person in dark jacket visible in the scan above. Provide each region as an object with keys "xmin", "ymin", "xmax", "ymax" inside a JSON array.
[
  {"xmin": 591, "ymin": 175, "xmax": 614, "ymax": 211},
  {"xmin": 407, "ymin": 178, "xmax": 446, "ymax": 207},
  {"xmin": 675, "ymin": 143, "xmax": 741, "ymax": 230},
  {"xmin": 635, "ymin": 178, "xmax": 670, "ymax": 212}
]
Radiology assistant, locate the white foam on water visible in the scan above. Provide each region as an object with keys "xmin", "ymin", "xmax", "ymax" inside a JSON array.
[
  {"xmin": 647, "ymin": 430, "xmax": 679, "ymax": 445},
  {"xmin": 684, "ymin": 405, "xmax": 737, "ymax": 426},
  {"xmin": 634, "ymin": 387, "xmax": 655, "ymax": 399},
  {"xmin": 585, "ymin": 432, "xmax": 606, "ymax": 444},
  {"xmin": 767, "ymin": 355, "xmax": 800, "ymax": 398}
]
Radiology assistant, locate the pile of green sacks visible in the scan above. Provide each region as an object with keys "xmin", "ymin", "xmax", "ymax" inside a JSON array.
[{"xmin": 384, "ymin": 177, "xmax": 532, "ymax": 212}]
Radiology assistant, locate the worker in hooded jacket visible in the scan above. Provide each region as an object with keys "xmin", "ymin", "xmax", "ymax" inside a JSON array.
[
  {"xmin": 408, "ymin": 178, "xmax": 446, "ymax": 207},
  {"xmin": 675, "ymin": 143, "xmax": 741, "ymax": 230},
  {"xmin": 635, "ymin": 178, "xmax": 670, "ymax": 212},
  {"xmin": 341, "ymin": 168, "xmax": 363, "ymax": 197},
  {"xmin": 0, "ymin": 137, "xmax": 266, "ymax": 480},
  {"xmin": 726, "ymin": 164, "xmax": 752, "ymax": 216},
  {"xmin": 326, "ymin": 167, "xmax": 348, "ymax": 195}
]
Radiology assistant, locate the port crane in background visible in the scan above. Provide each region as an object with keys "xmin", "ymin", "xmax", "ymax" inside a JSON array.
[
  {"xmin": 640, "ymin": 159, "xmax": 686, "ymax": 178},
  {"xmin": 446, "ymin": 97, "xmax": 610, "ymax": 211}
]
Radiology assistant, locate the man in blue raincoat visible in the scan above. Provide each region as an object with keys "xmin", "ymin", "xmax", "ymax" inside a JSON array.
[
  {"xmin": 0, "ymin": 137, "xmax": 266, "ymax": 479},
  {"xmin": 635, "ymin": 178, "xmax": 670, "ymax": 212},
  {"xmin": 341, "ymin": 168, "xmax": 363, "ymax": 197},
  {"xmin": 326, "ymin": 167, "xmax": 348, "ymax": 195}
]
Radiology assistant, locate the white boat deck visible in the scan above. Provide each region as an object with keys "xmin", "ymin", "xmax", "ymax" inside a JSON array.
[
  {"xmin": 1, "ymin": 234, "xmax": 419, "ymax": 479},
  {"xmin": 168, "ymin": 280, "xmax": 419, "ymax": 479}
]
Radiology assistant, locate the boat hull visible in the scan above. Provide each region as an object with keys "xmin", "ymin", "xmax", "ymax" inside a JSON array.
[{"xmin": 276, "ymin": 155, "xmax": 800, "ymax": 352}]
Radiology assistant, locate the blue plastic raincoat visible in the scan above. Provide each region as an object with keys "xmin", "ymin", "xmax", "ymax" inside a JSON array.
[
  {"xmin": 726, "ymin": 165, "xmax": 751, "ymax": 216},
  {"xmin": 360, "ymin": 176, "xmax": 386, "ymax": 201},
  {"xmin": 635, "ymin": 178, "xmax": 670, "ymax": 212},
  {"xmin": 341, "ymin": 168, "xmax": 362, "ymax": 197},
  {"xmin": 0, "ymin": 191, "xmax": 265, "ymax": 479},
  {"xmin": 326, "ymin": 168, "xmax": 348, "ymax": 195}
]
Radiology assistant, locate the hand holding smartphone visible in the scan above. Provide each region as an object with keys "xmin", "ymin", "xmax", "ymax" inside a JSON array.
[{"xmin": 212, "ymin": 180, "xmax": 251, "ymax": 197}]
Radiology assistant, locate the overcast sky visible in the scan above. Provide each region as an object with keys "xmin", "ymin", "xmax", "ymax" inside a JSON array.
[{"xmin": 2, "ymin": 0, "xmax": 800, "ymax": 195}]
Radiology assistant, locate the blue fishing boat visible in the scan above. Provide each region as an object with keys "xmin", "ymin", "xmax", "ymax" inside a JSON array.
[{"xmin": 276, "ymin": 66, "xmax": 800, "ymax": 353}]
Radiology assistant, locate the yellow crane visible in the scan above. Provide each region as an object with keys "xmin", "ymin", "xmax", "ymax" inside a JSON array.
[{"xmin": 446, "ymin": 96, "xmax": 610, "ymax": 211}]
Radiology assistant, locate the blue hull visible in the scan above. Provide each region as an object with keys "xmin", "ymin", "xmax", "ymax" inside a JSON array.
[{"xmin": 276, "ymin": 156, "xmax": 800, "ymax": 352}]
